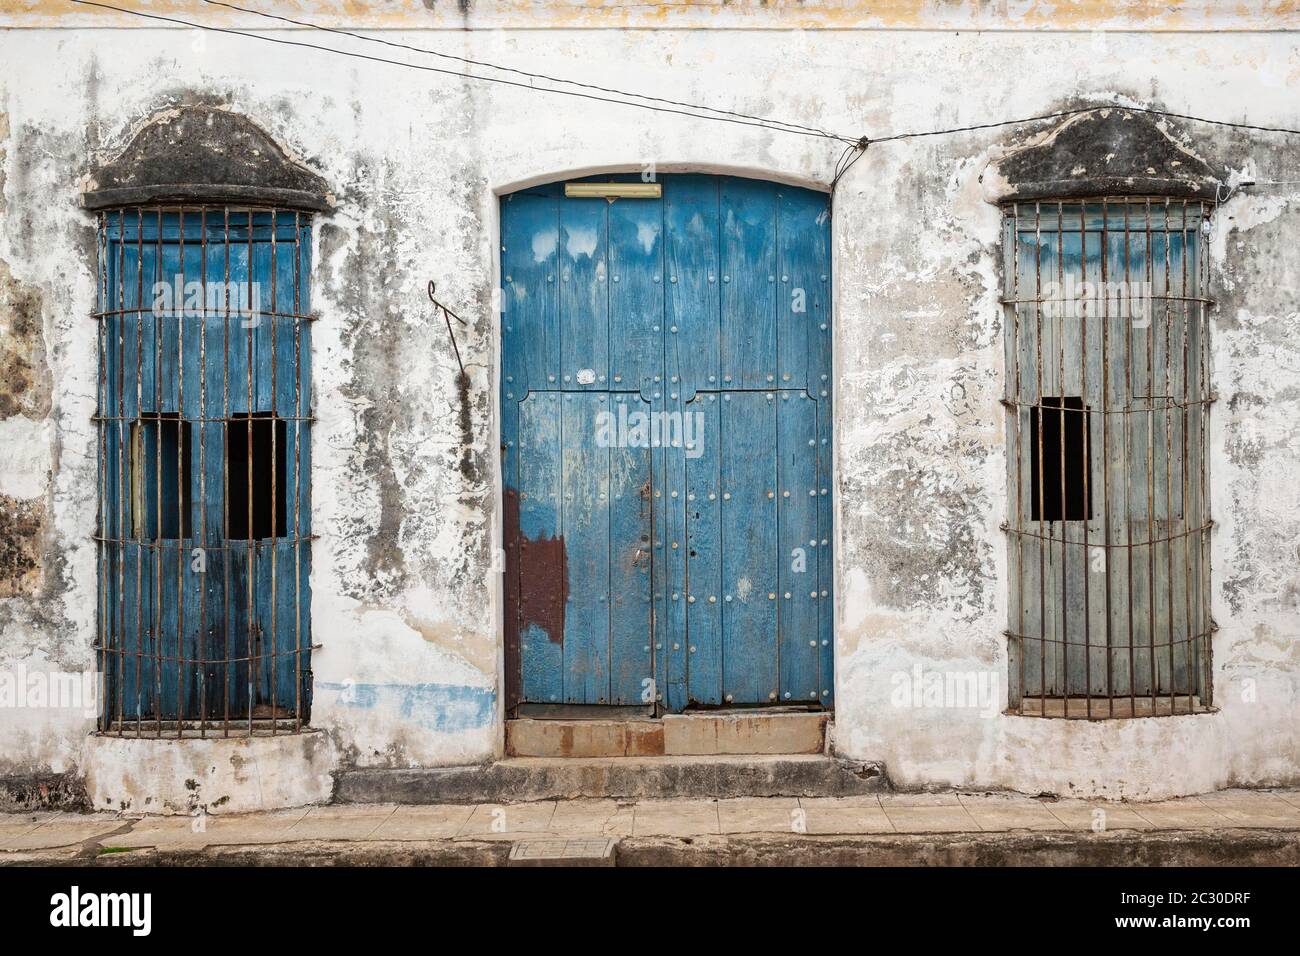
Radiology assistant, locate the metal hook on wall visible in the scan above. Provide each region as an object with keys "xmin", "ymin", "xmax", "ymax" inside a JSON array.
[{"xmin": 428, "ymin": 280, "xmax": 467, "ymax": 379}]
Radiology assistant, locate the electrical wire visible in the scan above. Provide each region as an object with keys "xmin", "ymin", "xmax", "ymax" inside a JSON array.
[
  {"xmin": 66, "ymin": 0, "xmax": 1300, "ymax": 184},
  {"xmin": 200, "ymin": 0, "xmax": 845, "ymax": 142},
  {"xmin": 68, "ymin": 0, "xmax": 859, "ymax": 145},
  {"xmin": 873, "ymin": 105, "xmax": 1300, "ymax": 143},
  {"xmin": 829, "ymin": 137, "xmax": 870, "ymax": 207}
]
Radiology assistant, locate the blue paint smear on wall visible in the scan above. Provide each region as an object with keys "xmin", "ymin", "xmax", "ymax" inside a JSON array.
[{"xmin": 318, "ymin": 682, "xmax": 495, "ymax": 734}]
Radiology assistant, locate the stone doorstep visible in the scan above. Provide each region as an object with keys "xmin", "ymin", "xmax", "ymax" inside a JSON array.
[
  {"xmin": 505, "ymin": 718, "xmax": 664, "ymax": 758},
  {"xmin": 505, "ymin": 711, "xmax": 828, "ymax": 758},
  {"xmin": 336, "ymin": 753, "xmax": 886, "ymax": 804},
  {"xmin": 663, "ymin": 712, "xmax": 828, "ymax": 756}
]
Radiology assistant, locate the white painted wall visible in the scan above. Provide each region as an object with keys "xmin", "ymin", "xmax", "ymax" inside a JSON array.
[{"xmin": 1, "ymin": 14, "xmax": 1297, "ymax": 804}]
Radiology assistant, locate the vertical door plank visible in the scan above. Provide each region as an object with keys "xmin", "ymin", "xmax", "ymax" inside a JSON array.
[
  {"xmin": 200, "ymin": 537, "xmax": 226, "ymax": 721},
  {"xmin": 815, "ymin": 396, "xmax": 834, "ymax": 706},
  {"xmin": 252, "ymin": 540, "xmax": 274, "ymax": 712},
  {"xmin": 685, "ymin": 395, "xmax": 723, "ymax": 705},
  {"xmin": 501, "ymin": 195, "xmax": 558, "ymax": 706},
  {"xmin": 663, "ymin": 176, "xmax": 720, "ymax": 707},
  {"xmin": 197, "ymin": 230, "xmax": 224, "ymax": 721},
  {"xmin": 561, "ymin": 393, "xmax": 612, "ymax": 703},
  {"xmin": 155, "ymin": 545, "xmax": 180, "ymax": 721},
  {"xmin": 653, "ymin": 389, "xmax": 685, "ymax": 710},
  {"xmin": 720, "ymin": 178, "xmax": 778, "ymax": 389},
  {"xmin": 776, "ymin": 188, "xmax": 828, "ymax": 393},
  {"xmin": 502, "ymin": 191, "xmax": 560, "ymax": 396},
  {"xmin": 778, "ymin": 392, "xmax": 819, "ymax": 702},
  {"xmin": 249, "ymin": 218, "xmax": 275, "ymax": 414},
  {"xmin": 608, "ymin": 395, "xmax": 654, "ymax": 705},
  {"xmin": 720, "ymin": 391, "xmax": 779, "ymax": 703},
  {"xmin": 180, "ymin": 221, "xmax": 204, "ymax": 421},
  {"xmin": 608, "ymin": 196, "xmax": 662, "ymax": 394},
  {"xmin": 120, "ymin": 538, "xmax": 143, "ymax": 724},
  {"xmin": 665, "ymin": 175, "xmax": 721, "ymax": 398},
  {"xmin": 808, "ymin": 195, "xmax": 834, "ymax": 707},
  {"xmin": 517, "ymin": 392, "xmax": 565, "ymax": 703},
  {"xmin": 1079, "ymin": 217, "xmax": 1107, "ymax": 700},
  {"xmin": 559, "ymin": 199, "xmax": 609, "ymax": 391},
  {"xmin": 606, "ymin": 193, "xmax": 661, "ymax": 704},
  {"xmin": 119, "ymin": 241, "xmax": 143, "ymax": 423},
  {"xmin": 272, "ymin": 224, "xmax": 300, "ymax": 421}
]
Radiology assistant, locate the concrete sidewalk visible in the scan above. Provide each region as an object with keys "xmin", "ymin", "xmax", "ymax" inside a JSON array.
[{"xmin": 4, "ymin": 789, "xmax": 1300, "ymax": 866}]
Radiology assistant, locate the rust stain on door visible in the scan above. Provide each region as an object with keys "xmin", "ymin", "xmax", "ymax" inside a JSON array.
[{"xmin": 503, "ymin": 487, "xmax": 568, "ymax": 646}]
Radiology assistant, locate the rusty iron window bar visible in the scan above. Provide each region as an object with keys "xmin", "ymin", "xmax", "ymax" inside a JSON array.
[
  {"xmin": 1003, "ymin": 198, "xmax": 1213, "ymax": 719},
  {"xmin": 94, "ymin": 205, "xmax": 315, "ymax": 738}
]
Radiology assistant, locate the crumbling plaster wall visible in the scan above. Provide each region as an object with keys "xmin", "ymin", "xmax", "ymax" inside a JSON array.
[
  {"xmin": 0, "ymin": 81, "xmax": 95, "ymax": 799},
  {"xmin": 0, "ymin": 21, "xmax": 1296, "ymax": 800}
]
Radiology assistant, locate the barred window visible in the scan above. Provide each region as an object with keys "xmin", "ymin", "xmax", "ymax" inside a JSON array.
[
  {"xmin": 95, "ymin": 207, "xmax": 313, "ymax": 735},
  {"xmin": 1003, "ymin": 199, "xmax": 1212, "ymax": 718}
]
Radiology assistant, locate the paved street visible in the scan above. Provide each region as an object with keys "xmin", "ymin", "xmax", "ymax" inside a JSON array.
[{"xmin": 5, "ymin": 789, "xmax": 1300, "ymax": 864}]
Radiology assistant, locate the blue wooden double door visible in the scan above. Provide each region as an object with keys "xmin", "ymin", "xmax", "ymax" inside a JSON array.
[{"xmin": 501, "ymin": 175, "xmax": 833, "ymax": 713}]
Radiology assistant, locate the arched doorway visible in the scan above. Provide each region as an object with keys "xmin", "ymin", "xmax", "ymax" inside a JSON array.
[{"xmin": 501, "ymin": 173, "xmax": 832, "ymax": 714}]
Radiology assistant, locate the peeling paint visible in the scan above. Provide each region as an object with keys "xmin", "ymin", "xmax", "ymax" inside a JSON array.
[{"xmin": 319, "ymin": 681, "xmax": 495, "ymax": 733}]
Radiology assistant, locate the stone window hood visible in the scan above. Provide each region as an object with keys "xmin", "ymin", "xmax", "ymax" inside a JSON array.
[
  {"xmin": 984, "ymin": 107, "xmax": 1221, "ymax": 202},
  {"xmin": 82, "ymin": 106, "xmax": 333, "ymax": 212}
]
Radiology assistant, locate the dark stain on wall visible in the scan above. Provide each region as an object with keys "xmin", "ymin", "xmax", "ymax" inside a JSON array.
[
  {"xmin": 456, "ymin": 369, "xmax": 476, "ymax": 480},
  {"xmin": 0, "ymin": 253, "xmax": 50, "ymax": 598},
  {"xmin": 318, "ymin": 113, "xmax": 493, "ymax": 601},
  {"xmin": 0, "ymin": 260, "xmax": 51, "ymax": 421},
  {"xmin": 0, "ymin": 772, "xmax": 89, "ymax": 813},
  {"xmin": 84, "ymin": 104, "xmax": 332, "ymax": 211},
  {"xmin": 319, "ymin": 178, "xmax": 412, "ymax": 598},
  {"xmin": 989, "ymin": 107, "xmax": 1220, "ymax": 201},
  {"xmin": 0, "ymin": 494, "xmax": 45, "ymax": 598}
]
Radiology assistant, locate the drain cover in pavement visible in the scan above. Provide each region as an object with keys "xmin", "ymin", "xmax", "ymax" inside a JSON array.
[{"xmin": 508, "ymin": 837, "xmax": 618, "ymax": 867}]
